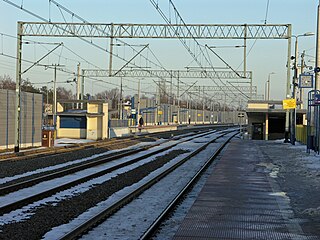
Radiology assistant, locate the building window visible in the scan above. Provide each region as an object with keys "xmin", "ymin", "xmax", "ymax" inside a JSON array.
[{"xmin": 60, "ymin": 116, "xmax": 86, "ymax": 129}]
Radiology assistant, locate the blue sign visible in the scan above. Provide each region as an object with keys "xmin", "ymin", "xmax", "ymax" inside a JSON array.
[
  {"xmin": 314, "ymin": 94, "xmax": 320, "ymax": 105},
  {"xmin": 299, "ymin": 73, "xmax": 313, "ymax": 88}
]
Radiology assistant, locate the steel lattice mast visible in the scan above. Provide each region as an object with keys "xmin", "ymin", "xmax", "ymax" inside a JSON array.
[{"xmin": 14, "ymin": 22, "xmax": 292, "ymax": 152}]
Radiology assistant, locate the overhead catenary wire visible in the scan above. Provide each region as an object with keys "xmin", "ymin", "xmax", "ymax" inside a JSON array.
[
  {"xmin": 2, "ymin": 0, "xmax": 165, "ymax": 80},
  {"xmin": 2, "ymin": 0, "xmax": 212, "ymax": 105},
  {"xmin": 49, "ymin": 0, "xmax": 221, "ymax": 103},
  {"xmin": 3, "ymin": 0, "xmax": 236, "ymax": 104},
  {"xmin": 0, "ymin": 52, "xmax": 130, "ymax": 93},
  {"xmin": 49, "ymin": 0, "xmax": 179, "ymax": 77},
  {"xmin": 264, "ymin": 0, "xmax": 270, "ymax": 24},
  {"xmin": 0, "ymin": 31, "xmax": 100, "ymax": 69},
  {"xmin": 1, "ymin": 1, "xmax": 166, "ymax": 97},
  {"xmin": 149, "ymin": 0, "xmax": 247, "ymax": 103}
]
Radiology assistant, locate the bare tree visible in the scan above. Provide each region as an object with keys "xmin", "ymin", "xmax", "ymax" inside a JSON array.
[
  {"xmin": 0, "ymin": 75, "xmax": 15, "ymax": 90},
  {"xmin": 0, "ymin": 75, "xmax": 40, "ymax": 93},
  {"xmin": 95, "ymin": 88, "xmax": 120, "ymax": 109},
  {"xmin": 21, "ymin": 78, "xmax": 40, "ymax": 93},
  {"xmin": 57, "ymin": 86, "xmax": 73, "ymax": 100}
]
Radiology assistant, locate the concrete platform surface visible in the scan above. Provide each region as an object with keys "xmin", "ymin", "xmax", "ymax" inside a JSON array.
[{"xmin": 174, "ymin": 139, "xmax": 320, "ymax": 240}]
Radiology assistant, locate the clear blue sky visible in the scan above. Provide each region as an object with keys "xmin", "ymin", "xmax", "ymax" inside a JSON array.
[{"xmin": 0, "ymin": 0, "xmax": 317, "ymax": 102}]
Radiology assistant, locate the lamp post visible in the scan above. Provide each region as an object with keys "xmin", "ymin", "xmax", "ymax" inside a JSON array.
[
  {"xmin": 291, "ymin": 32, "xmax": 315, "ymax": 145},
  {"xmin": 267, "ymin": 72, "xmax": 276, "ymax": 101},
  {"xmin": 315, "ymin": 0, "xmax": 320, "ymax": 90}
]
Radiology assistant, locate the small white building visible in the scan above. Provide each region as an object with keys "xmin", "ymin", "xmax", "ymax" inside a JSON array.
[{"xmin": 57, "ymin": 100, "xmax": 108, "ymax": 140}]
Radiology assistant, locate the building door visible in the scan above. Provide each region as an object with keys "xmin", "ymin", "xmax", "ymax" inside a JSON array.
[{"xmin": 252, "ymin": 123, "xmax": 263, "ymax": 140}]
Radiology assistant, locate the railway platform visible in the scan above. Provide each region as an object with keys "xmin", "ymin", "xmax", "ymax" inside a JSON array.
[{"xmin": 173, "ymin": 139, "xmax": 320, "ymax": 240}]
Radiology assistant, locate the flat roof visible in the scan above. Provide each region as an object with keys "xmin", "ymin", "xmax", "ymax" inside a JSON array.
[
  {"xmin": 246, "ymin": 109, "xmax": 307, "ymax": 114},
  {"xmin": 58, "ymin": 99, "xmax": 107, "ymax": 104},
  {"xmin": 247, "ymin": 100, "xmax": 303, "ymax": 104},
  {"xmin": 57, "ymin": 112, "xmax": 104, "ymax": 117}
]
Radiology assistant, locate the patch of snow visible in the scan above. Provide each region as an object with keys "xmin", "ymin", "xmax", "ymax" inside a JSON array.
[
  {"xmin": 0, "ymin": 139, "xmax": 167, "ymax": 185},
  {"xmin": 1, "ymin": 133, "xmax": 219, "ymax": 227}
]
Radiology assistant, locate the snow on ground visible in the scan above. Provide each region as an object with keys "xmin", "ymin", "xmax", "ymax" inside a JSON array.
[
  {"xmin": 54, "ymin": 138, "xmax": 94, "ymax": 147},
  {"xmin": 0, "ymin": 139, "xmax": 166, "ymax": 185},
  {"xmin": 0, "ymin": 138, "xmax": 95, "ymax": 156},
  {"xmin": 43, "ymin": 131, "xmax": 224, "ymax": 240},
  {"xmin": 0, "ymin": 132, "xmax": 220, "ymax": 228},
  {"xmin": 273, "ymin": 139, "xmax": 320, "ymax": 171}
]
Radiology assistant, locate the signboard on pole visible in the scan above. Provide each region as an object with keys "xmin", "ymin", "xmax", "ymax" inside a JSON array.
[
  {"xmin": 314, "ymin": 94, "xmax": 320, "ymax": 105},
  {"xmin": 299, "ymin": 73, "xmax": 313, "ymax": 88},
  {"xmin": 282, "ymin": 99, "xmax": 296, "ymax": 109}
]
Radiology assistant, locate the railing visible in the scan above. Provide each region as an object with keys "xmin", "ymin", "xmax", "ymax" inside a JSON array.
[{"xmin": 108, "ymin": 119, "xmax": 135, "ymax": 128}]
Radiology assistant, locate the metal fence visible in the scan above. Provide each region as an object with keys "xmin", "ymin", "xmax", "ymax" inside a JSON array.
[
  {"xmin": 0, "ymin": 89, "xmax": 42, "ymax": 150},
  {"xmin": 108, "ymin": 119, "xmax": 135, "ymax": 128}
]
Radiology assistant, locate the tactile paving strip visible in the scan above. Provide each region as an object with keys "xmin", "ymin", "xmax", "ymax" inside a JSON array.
[{"xmin": 173, "ymin": 140, "xmax": 320, "ymax": 240}]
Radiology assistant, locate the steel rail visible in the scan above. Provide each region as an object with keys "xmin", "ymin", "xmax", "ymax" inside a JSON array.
[
  {"xmin": 0, "ymin": 129, "xmax": 222, "ymax": 215},
  {"xmin": 0, "ymin": 125, "xmax": 215, "ymax": 161},
  {"xmin": 0, "ymin": 137, "xmax": 134, "ymax": 161},
  {"xmin": 58, "ymin": 130, "xmax": 237, "ymax": 240},
  {"xmin": 0, "ymin": 147, "xmax": 147, "ymax": 195},
  {"xmin": 0, "ymin": 128, "xmax": 211, "ymax": 195}
]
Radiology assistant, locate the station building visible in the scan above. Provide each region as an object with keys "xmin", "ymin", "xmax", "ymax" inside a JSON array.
[
  {"xmin": 56, "ymin": 100, "xmax": 108, "ymax": 140},
  {"xmin": 246, "ymin": 100, "xmax": 306, "ymax": 140}
]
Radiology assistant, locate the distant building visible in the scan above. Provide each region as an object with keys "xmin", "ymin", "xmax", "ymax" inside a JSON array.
[{"xmin": 56, "ymin": 100, "xmax": 108, "ymax": 140}]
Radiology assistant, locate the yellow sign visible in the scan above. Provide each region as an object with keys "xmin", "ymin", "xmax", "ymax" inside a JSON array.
[
  {"xmin": 158, "ymin": 110, "xmax": 163, "ymax": 115},
  {"xmin": 283, "ymin": 99, "xmax": 296, "ymax": 109},
  {"xmin": 197, "ymin": 113, "xmax": 202, "ymax": 117}
]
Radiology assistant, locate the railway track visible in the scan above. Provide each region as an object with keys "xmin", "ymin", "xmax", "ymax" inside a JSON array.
[
  {"xmin": 0, "ymin": 128, "xmax": 214, "ymax": 196},
  {"xmin": 0, "ymin": 125, "xmax": 226, "ymax": 162},
  {"xmin": 0, "ymin": 129, "xmax": 218, "ymax": 214},
  {"xmin": 63, "ymin": 130, "xmax": 236, "ymax": 240},
  {"xmin": 0, "ymin": 127, "xmax": 238, "ymax": 240}
]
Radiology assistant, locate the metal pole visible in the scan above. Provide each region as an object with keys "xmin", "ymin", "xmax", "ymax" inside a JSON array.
[
  {"xmin": 315, "ymin": 2, "xmax": 320, "ymax": 151},
  {"xmin": 81, "ymin": 69, "xmax": 85, "ymax": 99},
  {"xmin": 265, "ymin": 81, "xmax": 268, "ymax": 100},
  {"xmin": 267, "ymin": 72, "xmax": 275, "ymax": 101},
  {"xmin": 119, "ymin": 77, "xmax": 123, "ymax": 120},
  {"xmin": 170, "ymin": 74, "xmax": 173, "ymax": 124},
  {"xmin": 109, "ymin": 23, "xmax": 114, "ymax": 77},
  {"xmin": 14, "ymin": 22, "xmax": 23, "ymax": 152},
  {"xmin": 290, "ymin": 37, "xmax": 299, "ymax": 145},
  {"xmin": 244, "ymin": 24, "xmax": 247, "ymax": 77},
  {"xmin": 202, "ymin": 86, "xmax": 205, "ymax": 124},
  {"xmin": 137, "ymin": 79, "xmax": 141, "ymax": 125},
  {"xmin": 315, "ymin": 2, "xmax": 320, "ymax": 90},
  {"xmin": 267, "ymin": 76, "xmax": 270, "ymax": 101},
  {"xmin": 53, "ymin": 65, "xmax": 57, "ymax": 130},
  {"xmin": 177, "ymin": 73, "xmax": 180, "ymax": 124},
  {"xmin": 223, "ymin": 95, "xmax": 226, "ymax": 123},
  {"xmin": 250, "ymin": 72, "xmax": 253, "ymax": 100},
  {"xmin": 300, "ymin": 51, "xmax": 305, "ymax": 108},
  {"xmin": 284, "ymin": 27, "xmax": 292, "ymax": 143},
  {"xmin": 76, "ymin": 63, "xmax": 81, "ymax": 108},
  {"xmin": 155, "ymin": 80, "xmax": 159, "ymax": 125},
  {"xmin": 187, "ymin": 96, "xmax": 190, "ymax": 124}
]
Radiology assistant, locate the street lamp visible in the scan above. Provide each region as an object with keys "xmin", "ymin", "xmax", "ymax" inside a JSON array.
[
  {"xmin": 266, "ymin": 72, "xmax": 276, "ymax": 101},
  {"xmin": 291, "ymin": 32, "xmax": 315, "ymax": 145}
]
